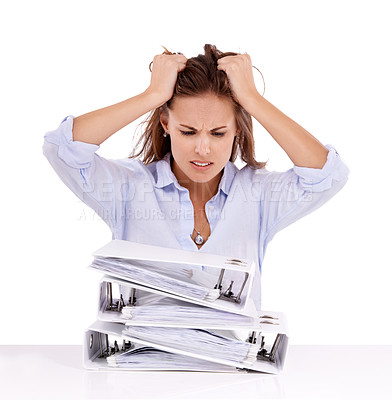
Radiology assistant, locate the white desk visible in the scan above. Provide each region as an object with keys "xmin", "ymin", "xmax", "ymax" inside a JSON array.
[{"xmin": 1, "ymin": 345, "xmax": 391, "ymax": 399}]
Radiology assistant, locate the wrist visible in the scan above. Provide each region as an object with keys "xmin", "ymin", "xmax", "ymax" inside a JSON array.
[
  {"xmin": 240, "ymin": 91, "xmax": 264, "ymax": 115},
  {"xmin": 142, "ymin": 88, "xmax": 168, "ymax": 109}
]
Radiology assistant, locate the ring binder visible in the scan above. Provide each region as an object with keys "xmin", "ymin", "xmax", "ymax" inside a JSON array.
[
  {"xmin": 97, "ymin": 276, "xmax": 269, "ymax": 330},
  {"xmin": 85, "ymin": 322, "xmax": 238, "ymax": 372},
  {"xmin": 89, "ymin": 240, "xmax": 256, "ymax": 315},
  {"xmin": 84, "ymin": 320, "xmax": 289, "ymax": 373}
]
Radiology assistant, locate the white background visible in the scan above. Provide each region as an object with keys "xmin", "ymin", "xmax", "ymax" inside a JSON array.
[{"xmin": 1, "ymin": 0, "xmax": 391, "ymax": 345}]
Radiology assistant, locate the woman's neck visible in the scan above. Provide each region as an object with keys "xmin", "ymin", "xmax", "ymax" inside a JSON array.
[
  {"xmin": 171, "ymin": 159, "xmax": 222, "ymax": 204},
  {"xmin": 179, "ymin": 173, "xmax": 221, "ymax": 205}
]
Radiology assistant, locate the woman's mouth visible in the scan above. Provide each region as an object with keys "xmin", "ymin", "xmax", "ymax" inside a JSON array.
[{"xmin": 190, "ymin": 161, "xmax": 213, "ymax": 170}]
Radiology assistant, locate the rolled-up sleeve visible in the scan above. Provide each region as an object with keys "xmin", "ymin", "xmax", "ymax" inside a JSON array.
[
  {"xmin": 46, "ymin": 115, "xmax": 100, "ymax": 168},
  {"xmin": 42, "ymin": 115, "xmax": 133, "ymax": 234},
  {"xmin": 293, "ymin": 145, "xmax": 349, "ymax": 192},
  {"xmin": 259, "ymin": 145, "xmax": 349, "ymax": 249}
]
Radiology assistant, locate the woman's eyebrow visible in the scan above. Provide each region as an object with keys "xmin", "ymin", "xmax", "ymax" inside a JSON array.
[{"xmin": 179, "ymin": 124, "xmax": 227, "ymax": 131}]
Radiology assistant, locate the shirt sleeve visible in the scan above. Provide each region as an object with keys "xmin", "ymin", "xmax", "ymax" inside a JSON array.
[
  {"xmin": 42, "ymin": 115, "xmax": 133, "ymax": 234},
  {"xmin": 258, "ymin": 145, "xmax": 349, "ymax": 250}
]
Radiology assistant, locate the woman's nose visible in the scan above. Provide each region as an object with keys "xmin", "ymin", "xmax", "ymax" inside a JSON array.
[{"xmin": 195, "ymin": 134, "xmax": 210, "ymax": 155}]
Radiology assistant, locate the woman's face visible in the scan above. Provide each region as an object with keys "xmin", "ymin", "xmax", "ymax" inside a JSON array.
[{"xmin": 160, "ymin": 93, "xmax": 237, "ymax": 188}]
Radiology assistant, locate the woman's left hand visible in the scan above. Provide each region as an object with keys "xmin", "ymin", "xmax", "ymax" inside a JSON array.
[{"xmin": 217, "ymin": 54, "xmax": 259, "ymax": 108}]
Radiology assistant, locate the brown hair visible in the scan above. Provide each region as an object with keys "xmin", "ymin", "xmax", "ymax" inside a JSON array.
[{"xmin": 129, "ymin": 44, "xmax": 266, "ymax": 169}]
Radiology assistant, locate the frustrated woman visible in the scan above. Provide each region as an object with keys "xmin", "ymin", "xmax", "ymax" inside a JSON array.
[{"xmin": 43, "ymin": 44, "xmax": 349, "ymax": 307}]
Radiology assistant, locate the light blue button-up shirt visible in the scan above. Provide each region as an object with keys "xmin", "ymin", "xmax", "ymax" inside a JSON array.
[{"xmin": 43, "ymin": 115, "xmax": 349, "ymax": 307}]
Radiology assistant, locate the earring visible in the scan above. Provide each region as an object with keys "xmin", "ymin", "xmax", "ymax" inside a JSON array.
[{"xmin": 163, "ymin": 131, "xmax": 168, "ymax": 137}]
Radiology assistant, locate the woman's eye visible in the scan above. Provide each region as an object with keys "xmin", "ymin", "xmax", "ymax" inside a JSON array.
[{"xmin": 179, "ymin": 130, "xmax": 226, "ymax": 137}]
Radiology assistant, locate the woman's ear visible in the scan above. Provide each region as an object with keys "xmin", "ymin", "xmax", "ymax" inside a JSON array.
[{"xmin": 159, "ymin": 111, "xmax": 169, "ymax": 132}]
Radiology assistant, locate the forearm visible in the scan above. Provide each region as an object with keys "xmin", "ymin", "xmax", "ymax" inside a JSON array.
[
  {"xmin": 244, "ymin": 93, "xmax": 328, "ymax": 169},
  {"xmin": 72, "ymin": 90, "xmax": 162, "ymax": 145}
]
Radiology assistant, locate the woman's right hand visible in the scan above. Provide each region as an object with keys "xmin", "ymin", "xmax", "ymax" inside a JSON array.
[{"xmin": 144, "ymin": 53, "xmax": 187, "ymax": 106}]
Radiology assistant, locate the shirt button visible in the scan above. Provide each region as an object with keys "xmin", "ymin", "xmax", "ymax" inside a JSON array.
[{"xmin": 209, "ymin": 205, "xmax": 214, "ymax": 211}]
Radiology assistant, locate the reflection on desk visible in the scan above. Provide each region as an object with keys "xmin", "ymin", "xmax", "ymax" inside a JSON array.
[{"xmin": 0, "ymin": 345, "xmax": 391, "ymax": 399}]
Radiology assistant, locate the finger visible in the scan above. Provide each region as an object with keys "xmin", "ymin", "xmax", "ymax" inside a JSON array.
[
  {"xmin": 217, "ymin": 57, "xmax": 235, "ymax": 70},
  {"xmin": 216, "ymin": 59, "xmax": 227, "ymax": 70},
  {"xmin": 149, "ymin": 54, "xmax": 187, "ymax": 71},
  {"xmin": 217, "ymin": 57, "xmax": 227, "ymax": 66},
  {"xmin": 175, "ymin": 54, "xmax": 188, "ymax": 63},
  {"xmin": 178, "ymin": 62, "xmax": 187, "ymax": 72},
  {"xmin": 218, "ymin": 55, "xmax": 238, "ymax": 63}
]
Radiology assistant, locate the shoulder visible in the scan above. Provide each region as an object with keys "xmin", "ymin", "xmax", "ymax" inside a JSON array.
[
  {"xmin": 107, "ymin": 156, "xmax": 157, "ymax": 182},
  {"xmin": 222, "ymin": 163, "xmax": 270, "ymax": 201},
  {"xmin": 113, "ymin": 155, "xmax": 175, "ymax": 190},
  {"xmin": 235, "ymin": 163, "xmax": 274, "ymax": 183}
]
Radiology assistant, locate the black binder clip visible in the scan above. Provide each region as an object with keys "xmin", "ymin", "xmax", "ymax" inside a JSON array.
[
  {"xmin": 105, "ymin": 282, "xmax": 126, "ymax": 312},
  {"xmin": 214, "ymin": 269, "xmax": 249, "ymax": 304},
  {"xmin": 97, "ymin": 332, "xmax": 133, "ymax": 358},
  {"xmin": 248, "ymin": 331, "xmax": 258, "ymax": 344},
  {"xmin": 257, "ymin": 334, "xmax": 284, "ymax": 363},
  {"xmin": 127, "ymin": 288, "xmax": 137, "ymax": 306}
]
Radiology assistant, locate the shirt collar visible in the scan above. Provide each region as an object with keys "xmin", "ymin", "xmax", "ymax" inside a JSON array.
[{"xmin": 154, "ymin": 152, "xmax": 237, "ymax": 195}]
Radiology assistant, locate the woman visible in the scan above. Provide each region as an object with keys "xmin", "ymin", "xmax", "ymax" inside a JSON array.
[{"xmin": 43, "ymin": 44, "xmax": 349, "ymax": 307}]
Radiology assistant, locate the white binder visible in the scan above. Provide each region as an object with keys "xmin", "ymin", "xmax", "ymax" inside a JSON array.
[
  {"xmin": 84, "ymin": 319, "xmax": 289, "ymax": 374},
  {"xmin": 89, "ymin": 239, "xmax": 256, "ymax": 316},
  {"xmin": 97, "ymin": 275, "xmax": 284, "ymax": 330}
]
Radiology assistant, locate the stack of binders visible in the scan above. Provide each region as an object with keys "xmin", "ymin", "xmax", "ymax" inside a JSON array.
[{"xmin": 84, "ymin": 239, "xmax": 289, "ymax": 373}]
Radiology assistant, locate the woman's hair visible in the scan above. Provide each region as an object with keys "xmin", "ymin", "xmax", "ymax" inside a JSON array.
[{"xmin": 129, "ymin": 44, "xmax": 266, "ymax": 169}]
